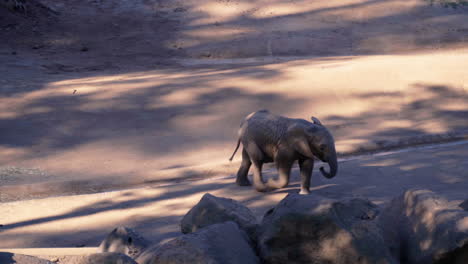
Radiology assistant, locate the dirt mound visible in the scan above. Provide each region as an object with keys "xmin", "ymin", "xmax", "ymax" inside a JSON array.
[
  {"xmin": 1, "ymin": 0, "xmax": 181, "ymax": 67},
  {"xmin": 2, "ymin": 0, "xmax": 468, "ymax": 61},
  {"xmin": 0, "ymin": 0, "xmax": 58, "ymax": 50}
]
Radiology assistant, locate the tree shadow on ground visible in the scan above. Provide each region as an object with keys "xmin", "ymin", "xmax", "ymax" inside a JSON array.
[
  {"xmin": 1, "ymin": 0, "xmax": 467, "ymax": 176},
  {"xmin": 0, "ymin": 66, "xmax": 467, "ymax": 196},
  {"xmin": 1, "ymin": 141, "xmax": 467, "ymax": 248},
  {"xmin": 179, "ymin": 0, "xmax": 468, "ymax": 58},
  {"xmin": 2, "ymin": 0, "xmax": 468, "ymax": 68},
  {"xmin": 323, "ymin": 83, "xmax": 468, "ymax": 155},
  {"xmin": 1, "ymin": 0, "xmax": 468, "ymax": 249}
]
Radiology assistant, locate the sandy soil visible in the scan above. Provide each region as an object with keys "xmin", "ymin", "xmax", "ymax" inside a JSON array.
[
  {"xmin": 0, "ymin": 141, "xmax": 467, "ymax": 251},
  {"xmin": 3, "ymin": 0, "xmax": 468, "ymax": 60},
  {"xmin": 1, "ymin": 0, "xmax": 467, "ymax": 195},
  {"xmin": 0, "ymin": 49, "xmax": 467, "ymax": 201}
]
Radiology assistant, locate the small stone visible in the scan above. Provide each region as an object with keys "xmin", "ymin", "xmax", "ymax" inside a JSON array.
[
  {"xmin": 173, "ymin": 7, "xmax": 187, "ymax": 12},
  {"xmin": 201, "ymin": 52, "xmax": 211, "ymax": 58},
  {"xmin": 460, "ymin": 199, "xmax": 468, "ymax": 211}
]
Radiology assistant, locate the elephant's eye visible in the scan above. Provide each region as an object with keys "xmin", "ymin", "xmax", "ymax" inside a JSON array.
[{"xmin": 319, "ymin": 144, "xmax": 326, "ymax": 151}]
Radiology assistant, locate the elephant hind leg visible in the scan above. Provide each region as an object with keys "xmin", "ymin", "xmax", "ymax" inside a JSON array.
[
  {"xmin": 267, "ymin": 159, "xmax": 292, "ymax": 189},
  {"xmin": 236, "ymin": 148, "xmax": 252, "ymax": 186},
  {"xmin": 252, "ymin": 160, "xmax": 268, "ymax": 192},
  {"xmin": 245, "ymin": 143, "xmax": 268, "ymax": 192}
]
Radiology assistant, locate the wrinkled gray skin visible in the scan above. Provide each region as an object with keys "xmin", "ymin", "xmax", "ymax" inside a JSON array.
[{"xmin": 229, "ymin": 110, "xmax": 338, "ymax": 194}]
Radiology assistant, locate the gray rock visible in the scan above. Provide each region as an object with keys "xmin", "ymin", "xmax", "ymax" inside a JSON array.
[
  {"xmin": 257, "ymin": 193, "xmax": 395, "ymax": 264},
  {"xmin": 64, "ymin": 252, "xmax": 137, "ymax": 264},
  {"xmin": 460, "ymin": 199, "xmax": 468, "ymax": 211},
  {"xmin": 0, "ymin": 252, "xmax": 52, "ymax": 264},
  {"xmin": 98, "ymin": 226, "xmax": 150, "ymax": 259},
  {"xmin": 180, "ymin": 193, "xmax": 258, "ymax": 238},
  {"xmin": 379, "ymin": 189, "xmax": 468, "ymax": 264},
  {"xmin": 137, "ymin": 221, "xmax": 259, "ymax": 264}
]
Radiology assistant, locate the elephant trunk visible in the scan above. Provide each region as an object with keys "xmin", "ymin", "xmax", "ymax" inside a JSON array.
[{"xmin": 320, "ymin": 153, "xmax": 338, "ymax": 179}]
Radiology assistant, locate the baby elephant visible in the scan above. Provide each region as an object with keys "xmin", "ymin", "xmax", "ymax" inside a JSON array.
[{"xmin": 229, "ymin": 110, "xmax": 338, "ymax": 194}]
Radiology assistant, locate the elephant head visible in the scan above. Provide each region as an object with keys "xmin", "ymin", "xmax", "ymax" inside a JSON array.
[{"xmin": 306, "ymin": 117, "xmax": 338, "ymax": 179}]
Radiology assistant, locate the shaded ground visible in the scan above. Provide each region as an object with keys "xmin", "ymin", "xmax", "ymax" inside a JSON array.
[
  {"xmin": 2, "ymin": 0, "xmax": 468, "ymax": 61},
  {"xmin": 0, "ymin": 0, "xmax": 467, "ymax": 202},
  {"xmin": 0, "ymin": 141, "xmax": 467, "ymax": 250},
  {"xmin": 1, "ymin": 0, "xmax": 468, "ymax": 258},
  {"xmin": 0, "ymin": 50, "xmax": 467, "ymax": 200}
]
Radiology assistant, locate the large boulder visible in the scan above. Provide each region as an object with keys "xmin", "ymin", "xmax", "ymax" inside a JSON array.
[
  {"xmin": 98, "ymin": 226, "xmax": 150, "ymax": 259},
  {"xmin": 136, "ymin": 221, "xmax": 259, "ymax": 264},
  {"xmin": 180, "ymin": 193, "xmax": 258, "ymax": 238},
  {"xmin": 379, "ymin": 189, "xmax": 468, "ymax": 264},
  {"xmin": 257, "ymin": 193, "xmax": 395, "ymax": 264},
  {"xmin": 0, "ymin": 252, "xmax": 52, "ymax": 264},
  {"xmin": 63, "ymin": 252, "xmax": 137, "ymax": 264}
]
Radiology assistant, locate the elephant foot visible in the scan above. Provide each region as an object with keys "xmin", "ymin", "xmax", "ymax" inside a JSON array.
[
  {"xmin": 299, "ymin": 189, "xmax": 310, "ymax": 195},
  {"xmin": 236, "ymin": 179, "xmax": 252, "ymax": 186}
]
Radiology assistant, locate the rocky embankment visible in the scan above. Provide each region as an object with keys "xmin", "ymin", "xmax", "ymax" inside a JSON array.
[{"xmin": 3, "ymin": 190, "xmax": 467, "ymax": 264}]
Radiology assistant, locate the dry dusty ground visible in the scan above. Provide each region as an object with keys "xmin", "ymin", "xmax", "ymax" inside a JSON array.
[
  {"xmin": 1, "ymin": 0, "xmax": 468, "ymax": 197},
  {"xmin": 0, "ymin": 0, "xmax": 467, "ymax": 255},
  {"xmin": 0, "ymin": 141, "xmax": 467, "ymax": 255},
  {"xmin": 1, "ymin": 50, "xmax": 467, "ymax": 201}
]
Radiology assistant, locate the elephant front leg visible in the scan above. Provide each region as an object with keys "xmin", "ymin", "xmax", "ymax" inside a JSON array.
[
  {"xmin": 298, "ymin": 158, "xmax": 314, "ymax": 195},
  {"xmin": 236, "ymin": 148, "xmax": 252, "ymax": 186}
]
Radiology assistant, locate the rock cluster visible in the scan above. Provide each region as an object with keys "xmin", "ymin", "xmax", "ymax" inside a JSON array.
[
  {"xmin": 101, "ymin": 190, "xmax": 467, "ymax": 264},
  {"xmin": 3, "ymin": 190, "xmax": 467, "ymax": 264},
  {"xmin": 379, "ymin": 189, "xmax": 468, "ymax": 264}
]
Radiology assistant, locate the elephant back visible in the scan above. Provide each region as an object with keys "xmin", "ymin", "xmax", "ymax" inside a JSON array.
[{"xmin": 240, "ymin": 111, "xmax": 290, "ymax": 146}]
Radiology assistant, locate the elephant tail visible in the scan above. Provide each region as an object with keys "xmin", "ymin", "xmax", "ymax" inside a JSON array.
[{"xmin": 229, "ymin": 138, "xmax": 241, "ymax": 162}]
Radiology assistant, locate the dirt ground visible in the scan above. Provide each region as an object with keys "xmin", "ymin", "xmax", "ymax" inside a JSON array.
[
  {"xmin": 0, "ymin": 141, "xmax": 467, "ymax": 252},
  {"xmin": 1, "ymin": 0, "xmax": 468, "ymax": 193},
  {"xmin": 0, "ymin": 0, "xmax": 467, "ymax": 253}
]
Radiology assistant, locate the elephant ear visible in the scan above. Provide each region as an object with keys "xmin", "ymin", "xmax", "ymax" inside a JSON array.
[
  {"xmin": 288, "ymin": 124, "xmax": 315, "ymax": 159},
  {"xmin": 311, "ymin": 116, "xmax": 322, "ymax": 125}
]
